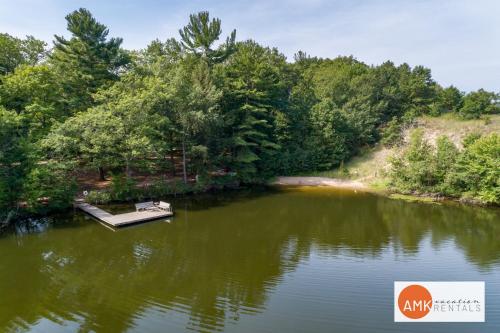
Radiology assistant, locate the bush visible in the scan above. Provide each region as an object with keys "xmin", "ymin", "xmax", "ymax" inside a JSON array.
[
  {"xmin": 433, "ymin": 136, "xmax": 459, "ymax": 191},
  {"xmin": 462, "ymin": 132, "xmax": 481, "ymax": 147},
  {"xmin": 338, "ymin": 160, "xmax": 350, "ymax": 178},
  {"xmin": 110, "ymin": 174, "xmax": 137, "ymax": 201},
  {"xmin": 429, "ymin": 103, "xmax": 445, "ymax": 117},
  {"xmin": 85, "ymin": 190, "xmax": 112, "ymax": 205},
  {"xmin": 381, "ymin": 117, "xmax": 402, "ymax": 147},
  {"xmin": 170, "ymin": 180, "xmax": 193, "ymax": 195},
  {"xmin": 458, "ymin": 89, "xmax": 498, "ymax": 119},
  {"xmin": 448, "ymin": 134, "xmax": 499, "ymax": 204},
  {"xmin": 207, "ymin": 174, "xmax": 240, "ymax": 189},
  {"xmin": 430, "ymin": 85, "xmax": 463, "ymax": 116},
  {"xmin": 143, "ymin": 178, "xmax": 197, "ymax": 198},
  {"xmin": 389, "ymin": 129, "xmax": 436, "ymax": 193},
  {"xmin": 189, "ymin": 145, "xmax": 208, "ymax": 176},
  {"xmin": 144, "ymin": 178, "xmax": 172, "ymax": 198},
  {"xmin": 390, "ymin": 131, "xmax": 499, "ymax": 204},
  {"xmin": 389, "ymin": 131, "xmax": 460, "ymax": 194},
  {"xmin": 23, "ymin": 162, "xmax": 77, "ymax": 214},
  {"xmin": 110, "ymin": 176, "xmax": 214, "ymax": 202}
]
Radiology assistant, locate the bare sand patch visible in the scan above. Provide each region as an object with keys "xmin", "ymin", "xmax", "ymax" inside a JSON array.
[{"xmin": 273, "ymin": 176, "xmax": 367, "ymax": 190}]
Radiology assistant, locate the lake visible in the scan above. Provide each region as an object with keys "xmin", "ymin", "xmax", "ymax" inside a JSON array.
[{"xmin": 0, "ymin": 187, "xmax": 499, "ymax": 333}]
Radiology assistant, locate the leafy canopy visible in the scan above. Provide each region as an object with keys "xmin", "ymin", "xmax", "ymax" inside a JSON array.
[{"xmin": 0, "ymin": 33, "xmax": 46, "ymax": 75}]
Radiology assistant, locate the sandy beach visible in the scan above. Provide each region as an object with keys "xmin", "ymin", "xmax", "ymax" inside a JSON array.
[{"xmin": 272, "ymin": 176, "xmax": 367, "ymax": 190}]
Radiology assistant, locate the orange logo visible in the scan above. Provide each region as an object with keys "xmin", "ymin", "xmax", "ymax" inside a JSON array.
[{"xmin": 398, "ymin": 284, "xmax": 433, "ymax": 319}]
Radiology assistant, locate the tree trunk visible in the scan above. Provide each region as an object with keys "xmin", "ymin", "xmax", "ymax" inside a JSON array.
[
  {"xmin": 125, "ymin": 160, "xmax": 131, "ymax": 179},
  {"xmin": 98, "ymin": 167, "xmax": 106, "ymax": 181},
  {"xmin": 182, "ymin": 136, "xmax": 187, "ymax": 184}
]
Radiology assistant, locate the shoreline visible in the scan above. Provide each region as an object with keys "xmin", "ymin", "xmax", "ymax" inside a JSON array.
[
  {"xmin": 2, "ymin": 176, "xmax": 496, "ymax": 231},
  {"xmin": 272, "ymin": 176, "xmax": 368, "ymax": 190},
  {"xmin": 271, "ymin": 176, "xmax": 497, "ymax": 208}
]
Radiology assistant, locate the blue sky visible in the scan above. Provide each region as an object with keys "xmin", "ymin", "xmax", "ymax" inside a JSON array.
[{"xmin": 1, "ymin": 0, "xmax": 499, "ymax": 92}]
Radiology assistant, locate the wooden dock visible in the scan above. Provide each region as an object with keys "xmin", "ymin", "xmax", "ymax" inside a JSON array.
[{"xmin": 75, "ymin": 201, "xmax": 173, "ymax": 227}]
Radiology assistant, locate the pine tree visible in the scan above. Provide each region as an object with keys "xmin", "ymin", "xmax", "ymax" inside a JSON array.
[
  {"xmin": 221, "ymin": 41, "xmax": 287, "ymax": 181},
  {"xmin": 50, "ymin": 8, "xmax": 129, "ymax": 111},
  {"xmin": 179, "ymin": 11, "xmax": 236, "ymax": 65}
]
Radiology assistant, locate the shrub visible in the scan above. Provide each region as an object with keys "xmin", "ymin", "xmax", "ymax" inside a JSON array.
[
  {"xmin": 110, "ymin": 174, "xmax": 137, "ymax": 201},
  {"xmin": 449, "ymin": 134, "xmax": 499, "ymax": 204},
  {"xmin": 390, "ymin": 131, "xmax": 499, "ymax": 204},
  {"xmin": 389, "ymin": 131, "xmax": 461, "ymax": 194},
  {"xmin": 208, "ymin": 174, "xmax": 240, "ymax": 189},
  {"xmin": 430, "ymin": 85, "xmax": 463, "ymax": 116},
  {"xmin": 85, "ymin": 190, "xmax": 112, "ymax": 205},
  {"xmin": 429, "ymin": 103, "xmax": 445, "ymax": 117},
  {"xmin": 170, "ymin": 180, "xmax": 193, "ymax": 195},
  {"xmin": 462, "ymin": 133, "xmax": 481, "ymax": 147},
  {"xmin": 458, "ymin": 89, "xmax": 499, "ymax": 119},
  {"xmin": 381, "ymin": 117, "xmax": 402, "ymax": 147},
  {"xmin": 23, "ymin": 162, "xmax": 77, "ymax": 214},
  {"xmin": 145, "ymin": 178, "xmax": 173, "ymax": 198},
  {"xmin": 389, "ymin": 129, "xmax": 436, "ymax": 193},
  {"xmin": 338, "ymin": 160, "xmax": 350, "ymax": 178},
  {"xmin": 434, "ymin": 136, "xmax": 459, "ymax": 190},
  {"xmin": 189, "ymin": 145, "xmax": 208, "ymax": 176}
]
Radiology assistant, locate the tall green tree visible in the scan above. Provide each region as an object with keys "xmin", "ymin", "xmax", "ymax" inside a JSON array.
[
  {"xmin": 276, "ymin": 56, "xmax": 318, "ymax": 173},
  {"xmin": 43, "ymin": 69, "xmax": 169, "ymax": 181},
  {"xmin": 179, "ymin": 11, "xmax": 236, "ymax": 65},
  {"xmin": 0, "ymin": 33, "xmax": 46, "ymax": 75},
  {"xmin": 220, "ymin": 41, "xmax": 288, "ymax": 181},
  {"xmin": 143, "ymin": 38, "xmax": 183, "ymax": 63},
  {"xmin": 309, "ymin": 100, "xmax": 351, "ymax": 170},
  {"xmin": 50, "ymin": 8, "xmax": 130, "ymax": 111},
  {"xmin": 166, "ymin": 56, "xmax": 222, "ymax": 182},
  {"xmin": 0, "ymin": 64, "xmax": 65, "ymax": 138},
  {"xmin": 430, "ymin": 85, "xmax": 463, "ymax": 115}
]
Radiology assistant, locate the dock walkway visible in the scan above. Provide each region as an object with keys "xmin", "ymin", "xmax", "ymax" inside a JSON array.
[{"xmin": 75, "ymin": 201, "xmax": 173, "ymax": 227}]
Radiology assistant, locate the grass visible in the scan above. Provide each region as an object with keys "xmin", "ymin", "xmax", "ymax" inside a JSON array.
[
  {"xmin": 388, "ymin": 193, "xmax": 442, "ymax": 204},
  {"xmin": 368, "ymin": 178, "xmax": 391, "ymax": 192}
]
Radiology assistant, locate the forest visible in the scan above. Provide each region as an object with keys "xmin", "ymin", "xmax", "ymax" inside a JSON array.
[{"xmin": 1, "ymin": 9, "xmax": 499, "ymax": 223}]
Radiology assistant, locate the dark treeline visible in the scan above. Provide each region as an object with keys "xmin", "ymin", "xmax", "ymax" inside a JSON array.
[{"xmin": 1, "ymin": 9, "xmax": 499, "ymax": 219}]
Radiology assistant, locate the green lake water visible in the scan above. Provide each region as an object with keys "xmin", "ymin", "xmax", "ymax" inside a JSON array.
[{"xmin": 0, "ymin": 187, "xmax": 499, "ymax": 333}]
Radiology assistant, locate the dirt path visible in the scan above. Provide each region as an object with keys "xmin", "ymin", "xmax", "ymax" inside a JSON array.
[{"xmin": 272, "ymin": 176, "xmax": 367, "ymax": 190}]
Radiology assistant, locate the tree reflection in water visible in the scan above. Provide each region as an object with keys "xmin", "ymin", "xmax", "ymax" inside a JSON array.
[{"xmin": 0, "ymin": 187, "xmax": 498, "ymax": 332}]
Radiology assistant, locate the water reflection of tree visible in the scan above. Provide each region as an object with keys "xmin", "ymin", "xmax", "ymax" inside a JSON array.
[
  {"xmin": 0, "ymin": 189, "xmax": 498, "ymax": 332},
  {"xmin": 375, "ymin": 197, "xmax": 500, "ymax": 266}
]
